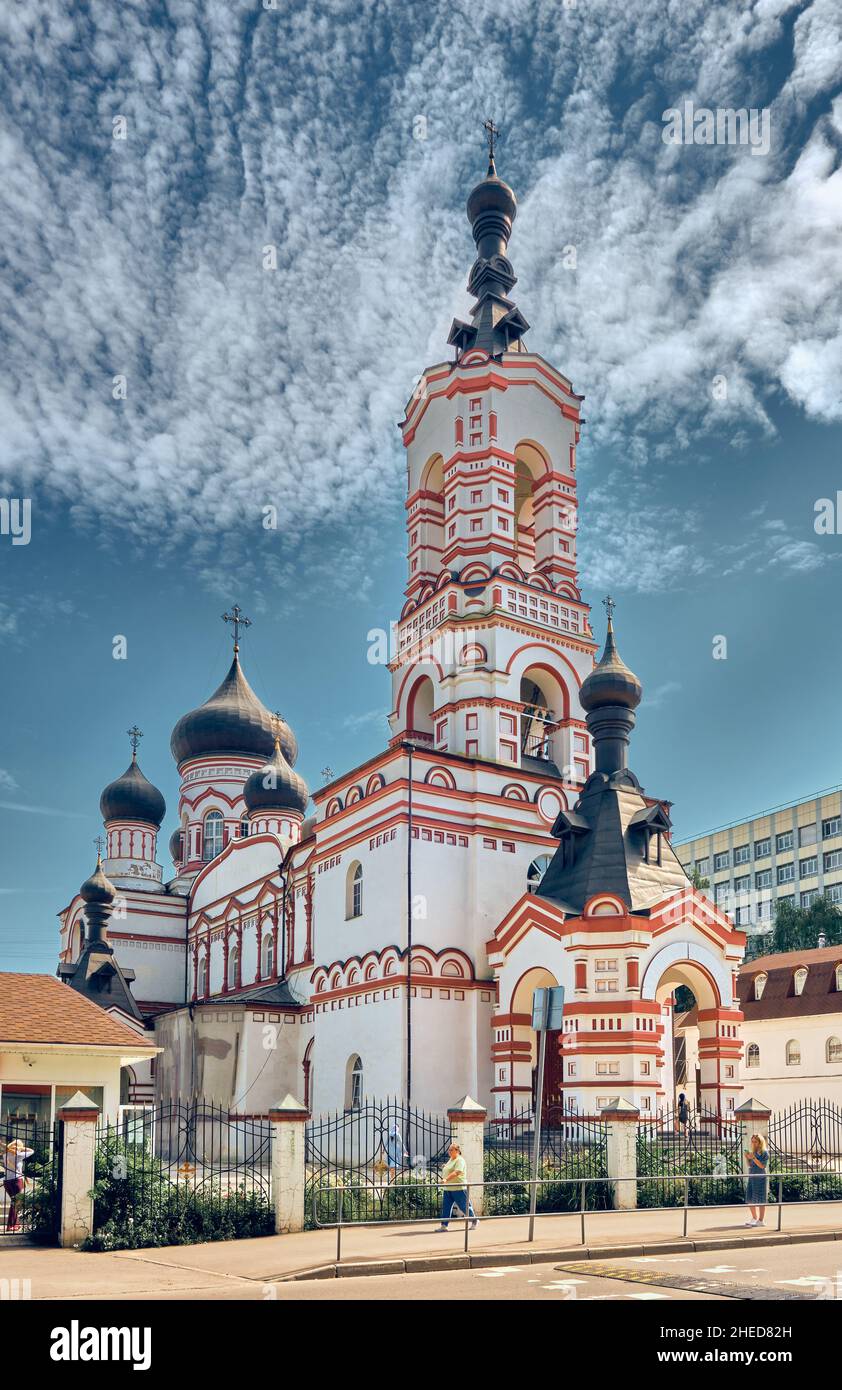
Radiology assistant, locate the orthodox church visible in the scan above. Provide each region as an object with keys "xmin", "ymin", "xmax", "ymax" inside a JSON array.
[{"xmin": 57, "ymin": 147, "xmax": 746, "ymax": 1121}]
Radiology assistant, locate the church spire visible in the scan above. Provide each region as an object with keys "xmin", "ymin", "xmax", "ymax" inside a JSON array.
[
  {"xmin": 579, "ymin": 597, "xmax": 643, "ymax": 776},
  {"xmin": 447, "ymin": 121, "xmax": 530, "ymax": 360}
]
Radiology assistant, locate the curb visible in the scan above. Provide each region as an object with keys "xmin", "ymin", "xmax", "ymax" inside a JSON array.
[{"xmin": 280, "ymin": 1227, "xmax": 842, "ymax": 1283}]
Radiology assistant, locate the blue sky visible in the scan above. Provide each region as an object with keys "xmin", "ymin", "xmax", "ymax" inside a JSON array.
[{"xmin": 1, "ymin": 0, "xmax": 841, "ymax": 971}]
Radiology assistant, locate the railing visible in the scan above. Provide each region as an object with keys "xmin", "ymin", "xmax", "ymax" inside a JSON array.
[
  {"xmin": 311, "ymin": 1171, "xmax": 842, "ymax": 1263},
  {"xmin": 0, "ymin": 1119, "xmax": 60, "ymax": 1242}
]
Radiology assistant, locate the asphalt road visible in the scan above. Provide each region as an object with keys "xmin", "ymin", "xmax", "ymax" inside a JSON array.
[{"xmin": 104, "ymin": 1237, "xmax": 842, "ymax": 1301}]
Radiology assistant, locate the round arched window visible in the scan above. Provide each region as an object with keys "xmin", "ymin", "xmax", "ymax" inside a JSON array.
[{"xmin": 527, "ymin": 855, "xmax": 552, "ymax": 893}]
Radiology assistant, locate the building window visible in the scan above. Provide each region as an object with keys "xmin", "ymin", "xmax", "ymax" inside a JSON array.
[
  {"xmin": 527, "ymin": 855, "xmax": 552, "ymax": 893},
  {"xmin": 777, "ymin": 863, "xmax": 795, "ymax": 884},
  {"xmin": 595, "ymin": 959, "xmax": 618, "ymax": 972},
  {"xmin": 695, "ymin": 857, "xmax": 710, "ymax": 875},
  {"xmin": 202, "ymin": 811, "xmax": 224, "ymax": 862},
  {"xmin": 713, "ymin": 851, "xmax": 730, "ymax": 871},
  {"xmin": 836, "ymin": 964, "xmax": 842, "ymax": 992},
  {"xmin": 641, "ymin": 1061, "xmax": 650, "ymax": 1076},
  {"xmin": 746, "ymin": 1042, "xmax": 760, "ymax": 1068},
  {"xmin": 827, "ymin": 1037, "xmax": 842, "ymax": 1064},
  {"xmin": 778, "ymin": 894, "xmax": 795, "ymax": 908},
  {"xmin": 346, "ymin": 1055, "xmax": 363, "ymax": 1110},
  {"xmin": 822, "ymin": 816, "xmax": 841, "ymax": 839},
  {"xmin": 799, "ymin": 823, "xmax": 817, "ymax": 847},
  {"xmin": 595, "ymin": 979, "xmax": 619, "ymax": 993},
  {"xmin": 801, "ymin": 889, "xmax": 820, "ymax": 908},
  {"xmin": 825, "ymin": 850, "xmax": 842, "ymax": 872},
  {"xmin": 240, "ymin": 819, "xmax": 249, "ymax": 839},
  {"xmin": 261, "ymin": 934, "xmax": 274, "ymax": 977},
  {"xmin": 776, "ymin": 830, "xmax": 794, "ymax": 853},
  {"xmin": 346, "ymin": 862, "xmax": 363, "ymax": 919},
  {"xmin": 733, "ymin": 844, "xmax": 751, "ymax": 865},
  {"xmin": 828, "ymin": 885, "xmax": 842, "ymax": 906},
  {"xmin": 799, "ymin": 856, "xmax": 818, "ymax": 878},
  {"xmin": 754, "ymin": 973, "xmax": 767, "ymax": 1001},
  {"xmin": 755, "ymin": 869, "xmax": 772, "ymax": 890},
  {"xmin": 466, "ymin": 713, "xmax": 478, "ymax": 730},
  {"xmin": 793, "ymin": 967, "xmax": 808, "ymax": 996},
  {"xmin": 596, "ymin": 1061, "xmax": 619, "ymax": 1076},
  {"xmin": 227, "ymin": 943, "xmax": 239, "ymax": 991},
  {"xmin": 754, "ymin": 838, "xmax": 771, "ymax": 859},
  {"xmin": 733, "ymin": 875, "xmax": 750, "ymax": 895},
  {"xmin": 471, "ymin": 489, "xmax": 482, "ymax": 503},
  {"xmin": 785, "ymin": 1039, "xmax": 801, "ymax": 1067},
  {"xmin": 197, "ymin": 955, "xmax": 208, "ymax": 998}
]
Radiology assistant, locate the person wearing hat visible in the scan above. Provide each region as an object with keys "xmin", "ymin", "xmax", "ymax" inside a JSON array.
[{"xmin": 4, "ymin": 1139, "xmax": 34, "ymax": 1232}]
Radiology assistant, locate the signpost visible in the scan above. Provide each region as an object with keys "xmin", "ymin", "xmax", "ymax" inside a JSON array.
[{"xmin": 529, "ymin": 985, "xmax": 565, "ymax": 1240}]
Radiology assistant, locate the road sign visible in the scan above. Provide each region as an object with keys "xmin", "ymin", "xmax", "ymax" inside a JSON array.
[{"xmin": 531, "ymin": 985, "xmax": 565, "ymax": 1032}]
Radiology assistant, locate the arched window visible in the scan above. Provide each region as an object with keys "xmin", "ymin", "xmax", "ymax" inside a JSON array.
[
  {"xmin": 527, "ymin": 855, "xmax": 552, "ymax": 893},
  {"xmin": 197, "ymin": 955, "xmax": 208, "ymax": 998},
  {"xmin": 261, "ymin": 934, "xmax": 274, "ymax": 978},
  {"xmin": 203, "ymin": 811, "xmax": 224, "ymax": 862},
  {"xmin": 785, "ymin": 1039, "xmax": 801, "ymax": 1067},
  {"xmin": 836, "ymin": 964, "xmax": 842, "ymax": 993},
  {"xmin": 793, "ymin": 967, "xmax": 808, "ymax": 996},
  {"xmin": 346, "ymin": 1055, "xmax": 363, "ymax": 1110},
  {"xmin": 346, "ymin": 862, "xmax": 363, "ymax": 919},
  {"xmin": 754, "ymin": 973, "xmax": 767, "ymax": 1001},
  {"xmin": 827, "ymin": 1036, "xmax": 842, "ymax": 1064},
  {"xmin": 227, "ymin": 943, "xmax": 239, "ymax": 991},
  {"xmin": 746, "ymin": 1042, "xmax": 760, "ymax": 1068}
]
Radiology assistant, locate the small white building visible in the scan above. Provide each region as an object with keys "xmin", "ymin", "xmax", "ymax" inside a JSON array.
[
  {"xmin": 0, "ymin": 973, "xmax": 159, "ymax": 1126},
  {"xmin": 678, "ymin": 945, "xmax": 842, "ymax": 1111}
]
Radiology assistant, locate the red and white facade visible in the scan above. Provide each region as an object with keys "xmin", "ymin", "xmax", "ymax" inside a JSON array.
[{"xmin": 56, "ymin": 162, "xmax": 746, "ymax": 1120}]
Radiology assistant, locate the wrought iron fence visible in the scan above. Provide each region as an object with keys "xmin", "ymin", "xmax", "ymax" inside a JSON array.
[
  {"xmin": 635, "ymin": 1106, "xmax": 743, "ymax": 1205},
  {"xmin": 305, "ymin": 1098, "xmax": 451, "ymax": 1227},
  {"xmin": 89, "ymin": 1102, "xmax": 274, "ymax": 1250},
  {"xmin": 769, "ymin": 1100, "xmax": 842, "ymax": 1199},
  {"xmin": 1, "ymin": 1118, "xmax": 60, "ymax": 1242},
  {"xmin": 484, "ymin": 1102, "xmax": 610, "ymax": 1214}
]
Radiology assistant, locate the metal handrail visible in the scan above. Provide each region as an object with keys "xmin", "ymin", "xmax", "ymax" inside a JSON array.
[{"xmin": 310, "ymin": 1171, "xmax": 842, "ymax": 1263}]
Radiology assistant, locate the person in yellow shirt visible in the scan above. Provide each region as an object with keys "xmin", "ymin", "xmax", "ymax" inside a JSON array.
[{"xmin": 435, "ymin": 1141, "xmax": 478, "ymax": 1231}]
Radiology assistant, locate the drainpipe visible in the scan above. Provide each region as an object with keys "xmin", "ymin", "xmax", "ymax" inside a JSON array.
[{"xmin": 403, "ymin": 741, "xmax": 414, "ymax": 1108}]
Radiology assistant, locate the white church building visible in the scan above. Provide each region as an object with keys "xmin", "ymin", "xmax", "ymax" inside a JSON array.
[{"xmin": 57, "ymin": 149, "xmax": 747, "ymax": 1122}]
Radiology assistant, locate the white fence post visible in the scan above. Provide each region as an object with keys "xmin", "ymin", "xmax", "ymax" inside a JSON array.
[
  {"xmin": 269, "ymin": 1094, "xmax": 310, "ymax": 1233},
  {"xmin": 57, "ymin": 1090, "xmax": 100, "ymax": 1249},
  {"xmin": 600, "ymin": 1098, "xmax": 640, "ymax": 1210},
  {"xmin": 447, "ymin": 1095, "xmax": 487, "ymax": 1215}
]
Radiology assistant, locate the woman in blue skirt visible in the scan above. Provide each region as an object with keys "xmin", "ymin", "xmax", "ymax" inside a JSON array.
[{"xmin": 744, "ymin": 1134, "xmax": 769, "ymax": 1227}]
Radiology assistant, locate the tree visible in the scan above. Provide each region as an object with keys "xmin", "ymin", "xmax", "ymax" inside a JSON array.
[
  {"xmin": 688, "ymin": 866, "xmax": 709, "ymax": 893},
  {"xmin": 771, "ymin": 896, "xmax": 842, "ymax": 954}
]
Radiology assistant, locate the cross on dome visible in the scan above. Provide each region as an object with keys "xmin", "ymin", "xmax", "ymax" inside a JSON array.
[
  {"xmin": 483, "ymin": 116, "xmax": 500, "ymax": 171},
  {"xmin": 93, "ymin": 834, "xmax": 105, "ymax": 859},
  {"xmin": 222, "ymin": 605, "xmax": 252, "ymax": 654},
  {"xmin": 127, "ymin": 725, "xmax": 143, "ymax": 758}
]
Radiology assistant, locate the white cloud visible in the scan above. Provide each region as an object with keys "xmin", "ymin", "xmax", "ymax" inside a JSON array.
[
  {"xmin": 0, "ymin": 769, "xmax": 18, "ymax": 793},
  {"xmin": 0, "ymin": 0, "xmax": 838, "ymax": 593}
]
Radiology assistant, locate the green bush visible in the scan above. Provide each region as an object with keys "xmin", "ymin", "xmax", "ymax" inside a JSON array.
[
  {"xmin": 84, "ymin": 1136, "xmax": 273, "ymax": 1250},
  {"xmin": 483, "ymin": 1146, "xmax": 609, "ymax": 1215}
]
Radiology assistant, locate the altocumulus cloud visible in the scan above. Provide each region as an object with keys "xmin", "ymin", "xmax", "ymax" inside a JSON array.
[{"xmin": 0, "ymin": 0, "xmax": 839, "ymax": 586}]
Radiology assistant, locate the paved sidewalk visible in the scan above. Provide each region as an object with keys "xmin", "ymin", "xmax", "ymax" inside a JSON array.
[{"xmin": 2, "ymin": 1201, "xmax": 841, "ymax": 1299}]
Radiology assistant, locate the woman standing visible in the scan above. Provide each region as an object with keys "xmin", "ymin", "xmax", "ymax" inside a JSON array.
[
  {"xmin": 744, "ymin": 1134, "xmax": 769, "ymax": 1227},
  {"xmin": 4, "ymin": 1139, "xmax": 34, "ymax": 1233}
]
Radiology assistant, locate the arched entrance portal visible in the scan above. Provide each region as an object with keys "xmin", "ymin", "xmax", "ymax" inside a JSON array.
[
  {"xmin": 644, "ymin": 948, "xmax": 742, "ymax": 1119},
  {"xmin": 505, "ymin": 966, "xmax": 564, "ymax": 1117}
]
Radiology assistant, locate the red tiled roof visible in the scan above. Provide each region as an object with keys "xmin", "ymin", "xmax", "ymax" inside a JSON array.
[
  {"xmin": 738, "ymin": 946, "xmax": 842, "ymax": 1020},
  {"xmin": 0, "ymin": 974, "xmax": 156, "ymax": 1048}
]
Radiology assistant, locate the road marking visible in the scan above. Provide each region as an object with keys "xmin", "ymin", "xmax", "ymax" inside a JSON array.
[
  {"xmin": 474, "ymin": 1267, "xmax": 525, "ymax": 1278},
  {"xmin": 555, "ymin": 1261, "xmax": 813, "ymax": 1302},
  {"xmin": 776, "ymin": 1276, "xmax": 829, "ymax": 1288}
]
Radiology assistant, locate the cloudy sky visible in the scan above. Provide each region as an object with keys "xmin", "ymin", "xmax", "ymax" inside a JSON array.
[{"xmin": 1, "ymin": 0, "xmax": 841, "ymax": 969}]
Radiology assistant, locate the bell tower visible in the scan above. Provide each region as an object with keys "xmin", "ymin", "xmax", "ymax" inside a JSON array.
[{"xmin": 389, "ymin": 134, "xmax": 596, "ymax": 787}]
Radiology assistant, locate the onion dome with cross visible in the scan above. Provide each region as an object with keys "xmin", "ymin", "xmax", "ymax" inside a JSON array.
[
  {"xmin": 243, "ymin": 715, "xmax": 309, "ymax": 819},
  {"xmin": 170, "ymin": 606, "xmax": 298, "ymax": 767},
  {"xmin": 100, "ymin": 726, "xmax": 166, "ymax": 828}
]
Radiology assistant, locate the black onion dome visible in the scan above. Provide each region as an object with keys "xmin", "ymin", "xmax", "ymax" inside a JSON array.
[
  {"xmin": 168, "ymin": 828, "xmax": 183, "ymax": 865},
  {"xmin": 579, "ymin": 612, "xmax": 643, "ymax": 713},
  {"xmin": 100, "ymin": 756, "xmax": 166, "ymax": 827},
  {"xmin": 170, "ymin": 655, "xmax": 298, "ymax": 767},
  {"xmin": 243, "ymin": 738, "xmax": 309, "ymax": 817},
  {"xmin": 467, "ymin": 156, "xmax": 518, "ymax": 250},
  {"xmin": 80, "ymin": 856, "xmax": 116, "ymax": 906}
]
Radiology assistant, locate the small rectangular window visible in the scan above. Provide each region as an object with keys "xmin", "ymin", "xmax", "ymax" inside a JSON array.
[
  {"xmin": 754, "ymin": 838, "xmax": 771, "ymax": 858},
  {"xmin": 776, "ymin": 830, "xmax": 794, "ymax": 852},
  {"xmin": 823, "ymin": 816, "xmax": 842, "ymax": 838},
  {"xmin": 733, "ymin": 844, "xmax": 750, "ymax": 864}
]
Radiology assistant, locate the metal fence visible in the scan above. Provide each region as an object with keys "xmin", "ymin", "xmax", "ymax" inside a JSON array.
[
  {"xmin": 0, "ymin": 1118, "xmax": 60, "ymax": 1242},
  {"xmin": 635, "ymin": 1106, "xmax": 744, "ymax": 1205},
  {"xmin": 304, "ymin": 1098, "xmax": 451, "ymax": 1228},
  {"xmin": 484, "ymin": 1103, "xmax": 610, "ymax": 1213},
  {"xmin": 90, "ymin": 1102, "xmax": 274, "ymax": 1250},
  {"xmin": 769, "ymin": 1100, "xmax": 842, "ymax": 1199}
]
